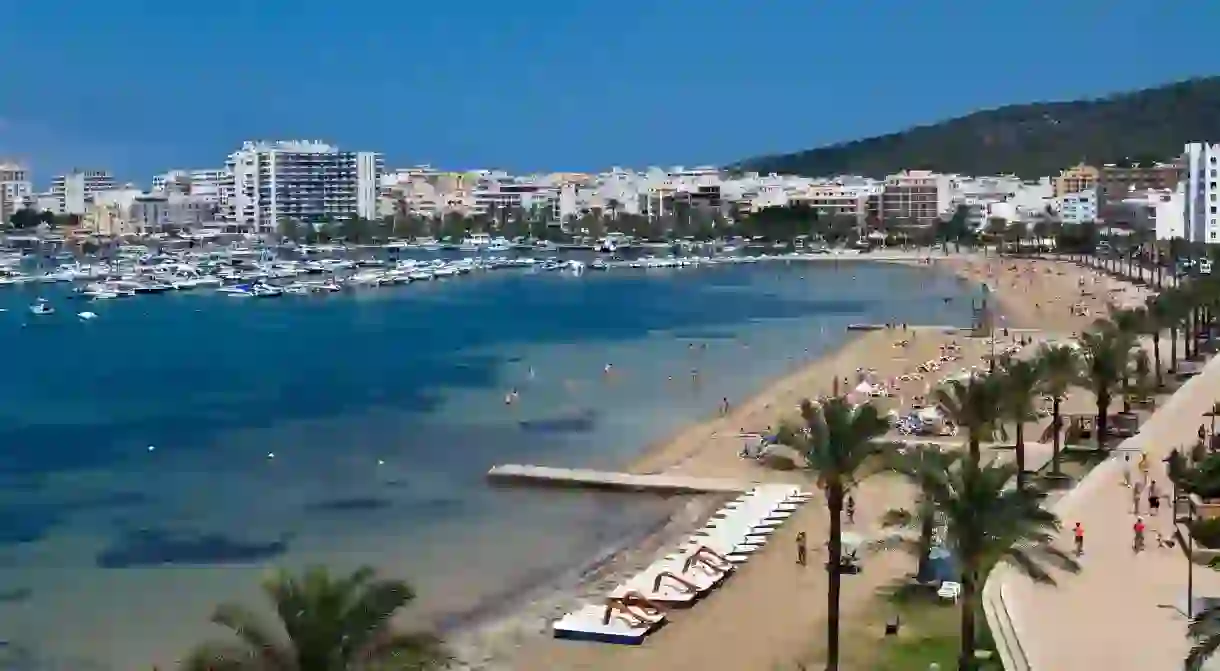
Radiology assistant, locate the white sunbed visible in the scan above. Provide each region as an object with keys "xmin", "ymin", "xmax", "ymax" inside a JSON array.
[
  {"xmin": 610, "ymin": 555, "xmax": 729, "ymax": 606},
  {"xmin": 553, "ymin": 600, "xmax": 666, "ymax": 645},
  {"xmin": 690, "ymin": 525, "xmax": 769, "ymax": 554}
]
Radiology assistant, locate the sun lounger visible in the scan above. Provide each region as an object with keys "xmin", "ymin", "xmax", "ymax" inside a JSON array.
[
  {"xmin": 553, "ymin": 597, "xmax": 666, "ymax": 644},
  {"xmin": 610, "ymin": 553, "xmax": 730, "ymax": 606}
]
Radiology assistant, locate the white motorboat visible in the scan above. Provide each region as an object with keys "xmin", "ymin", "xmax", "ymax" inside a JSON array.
[
  {"xmin": 459, "ymin": 233, "xmax": 491, "ymax": 252},
  {"xmin": 29, "ymin": 300, "xmax": 54, "ymax": 315},
  {"xmin": 485, "ymin": 237, "xmax": 513, "ymax": 252}
]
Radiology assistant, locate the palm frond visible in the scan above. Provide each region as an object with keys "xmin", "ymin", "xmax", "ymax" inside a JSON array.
[
  {"xmin": 180, "ymin": 641, "xmax": 266, "ymax": 671},
  {"xmin": 359, "ymin": 630, "xmax": 451, "ymax": 671},
  {"xmin": 209, "ymin": 603, "xmax": 294, "ymax": 670}
]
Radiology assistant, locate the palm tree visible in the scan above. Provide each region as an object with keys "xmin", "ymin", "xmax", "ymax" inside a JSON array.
[
  {"xmin": 880, "ymin": 446, "xmax": 957, "ymax": 582},
  {"xmin": 183, "ymin": 566, "xmax": 448, "ymax": 671},
  {"xmin": 997, "ymin": 356, "xmax": 1043, "ymax": 490},
  {"xmin": 1143, "ymin": 294, "xmax": 1174, "ymax": 387},
  {"xmin": 1036, "ymin": 343, "xmax": 1080, "ymax": 476},
  {"xmin": 892, "ymin": 454, "xmax": 1080, "ymax": 671},
  {"xmin": 1187, "ymin": 603, "xmax": 1220, "ymax": 670},
  {"xmin": 1076, "ymin": 328, "xmax": 1134, "ymax": 450},
  {"xmin": 774, "ymin": 397, "xmax": 891, "ymax": 671},
  {"xmin": 933, "ymin": 373, "xmax": 1007, "ymax": 462}
]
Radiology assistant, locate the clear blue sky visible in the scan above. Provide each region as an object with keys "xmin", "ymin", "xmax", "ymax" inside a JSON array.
[{"xmin": 1, "ymin": 0, "xmax": 1217, "ymax": 184}]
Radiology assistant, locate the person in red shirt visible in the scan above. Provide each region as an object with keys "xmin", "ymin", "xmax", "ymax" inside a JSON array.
[
  {"xmin": 1073, "ymin": 522, "xmax": 1084, "ymax": 556},
  {"xmin": 1133, "ymin": 517, "xmax": 1146, "ymax": 553}
]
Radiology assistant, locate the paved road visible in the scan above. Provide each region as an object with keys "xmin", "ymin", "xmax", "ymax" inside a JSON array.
[{"xmin": 1003, "ymin": 355, "xmax": 1220, "ymax": 670}]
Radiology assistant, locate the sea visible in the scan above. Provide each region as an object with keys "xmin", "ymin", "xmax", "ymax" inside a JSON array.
[{"xmin": 0, "ymin": 256, "xmax": 980, "ymax": 670}]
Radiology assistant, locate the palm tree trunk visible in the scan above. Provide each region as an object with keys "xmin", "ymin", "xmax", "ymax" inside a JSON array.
[
  {"xmin": 1051, "ymin": 397, "xmax": 1062, "ymax": 475},
  {"xmin": 958, "ymin": 566, "xmax": 978, "ymax": 671},
  {"xmin": 1171, "ymin": 326, "xmax": 1180, "ymax": 373},
  {"xmin": 916, "ymin": 505, "xmax": 934, "ymax": 581},
  {"xmin": 1015, "ymin": 423, "xmax": 1026, "ymax": 490},
  {"xmin": 1097, "ymin": 390, "xmax": 1110, "ymax": 450},
  {"xmin": 825, "ymin": 484, "xmax": 844, "ymax": 671},
  {"xmin": 969, "ymin": 433, "xmax": 981, "ymax": 463},
  {"xmin": 1153, "ymin": 332, "xmax": 1163, "ymax": 388}
]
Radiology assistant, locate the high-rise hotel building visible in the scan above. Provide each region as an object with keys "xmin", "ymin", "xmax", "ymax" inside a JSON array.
[
  {"xmin": 223, "ymin": 140, "xmax": 382, "ymax": 233},
  {"xmin": 1183, "ymin": 142, "xmax": 1220, "ymax": 243}
]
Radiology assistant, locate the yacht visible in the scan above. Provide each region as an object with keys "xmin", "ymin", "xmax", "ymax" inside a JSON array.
[
  {"xmin": 459, "ymin": 233, "xmax": 492, "ymax": 252},
  {"xmin": 485, "ymin": 237, "xmax": 513, "ymax": 252}
]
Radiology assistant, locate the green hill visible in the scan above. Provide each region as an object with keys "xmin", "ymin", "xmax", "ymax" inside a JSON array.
[{"xmin": 739, "ymin": 77, "xmax": 1220, "ymax": 178}]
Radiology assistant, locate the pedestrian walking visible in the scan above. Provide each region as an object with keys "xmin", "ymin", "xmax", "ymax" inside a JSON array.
[
  {"xmin": 1133, "ymin": 479, "xmax": 1143, "ymax": 514},
  {"xmin": 1133, "ymin": 517, "xmax": 1146, "ymax": 553},
  {"xmin": 1073, "ymin": 522, "xmax": 1085, "ymax": 556},
  {"xmin": 845, "ymin": 495, "xmax": 856, "ymax": 525},
  {"xmin": 1149, "ymin": 480, "xmax": 1161, "ymax": 515},
  {"xmin": 1122, "ymin": 454, "xmax": 1132, "ymax": 488},
  {"xmin": 796, "ymin": 531, "xmax": 807, "ymax": 566},
  {"xmin": 1139, "ymin": 452, "xmax": 1150, "ymax": 484}
]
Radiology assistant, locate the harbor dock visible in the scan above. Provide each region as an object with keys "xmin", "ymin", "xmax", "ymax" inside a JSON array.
[{"xmin": 486, "ymin": 464, "xmax": 752, "ymax": 494}]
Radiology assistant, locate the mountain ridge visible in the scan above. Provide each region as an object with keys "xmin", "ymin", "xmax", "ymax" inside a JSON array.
[{"xmin": 738, "ymin": 77, "xmax": 1220, "ymax": 178}]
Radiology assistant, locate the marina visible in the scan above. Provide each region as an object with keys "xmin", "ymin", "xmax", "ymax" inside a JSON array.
[{"xmin": 0, "ymin": 244, "xmax": 914, "ymax": 311}]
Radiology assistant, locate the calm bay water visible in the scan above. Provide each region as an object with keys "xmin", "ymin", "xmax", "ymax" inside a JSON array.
[{"xmin": 0, "ymin": 259, "xmax": 978, "ymax": 670}]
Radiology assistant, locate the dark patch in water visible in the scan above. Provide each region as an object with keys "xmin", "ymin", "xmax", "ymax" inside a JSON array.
[
  {"xmin": 0, "ymin": 588, "xmax": 31, "ymax": 603},
  {"xmin": 518, "ymin": 409, "xmax": 597, "ymax": 435},
  {"xmin": 0, "ymin": 491, "xmax": 152, "ymax": 547},
  {"xmin": 0, "ymin": 506, "xmax": 63, "ymax": 546},
  {"xmin": 505, "ymin": 355, "xmax": 524, "ymax": 363},
  {"xmin": 306, "ymin": 497, "xmax": 391, "ymax": 512},
  {"xmin": 669, "ymin": 330, "xmax": 737, "ymax": 340},
  {"xmin": 95, "ymin": 529, "xmax": 290, "ymax": 568}
]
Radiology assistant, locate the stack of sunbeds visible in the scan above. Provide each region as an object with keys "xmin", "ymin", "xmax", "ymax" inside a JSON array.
[{"xmin": 552, "ymin": 483, "xmax": 812, "ymax": 645}]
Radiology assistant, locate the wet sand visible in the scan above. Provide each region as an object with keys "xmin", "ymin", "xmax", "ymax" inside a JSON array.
[{"xmin": 477, "ymin": 253, "xmax": 1151, "ymax": 671}]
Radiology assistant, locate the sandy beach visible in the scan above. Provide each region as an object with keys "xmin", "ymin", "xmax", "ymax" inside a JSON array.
[{"xmin": 476, "ymin": 252, "xmax": 1156, "ymax": 671}]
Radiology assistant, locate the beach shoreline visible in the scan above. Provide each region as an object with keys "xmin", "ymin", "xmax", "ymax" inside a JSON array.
[
  {"xmin": 460, "ymin": 252, "xmax": 1158, "ymax": 671},
  {"xmin": 446, "ymin": 255, "xmax": 992, "ymax": 669}
]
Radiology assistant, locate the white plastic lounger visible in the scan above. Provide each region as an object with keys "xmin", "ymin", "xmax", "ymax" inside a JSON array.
[
  {"xmin": 553, "ymin": 601, "xmax": 665, "ymax": 645},
  {"xmin": 684, "ymin": 530, "xmax": 763, "ymax": 555},
  {"xmin": 610, "ymin": 558, "xmax": 727, "ymax": 605}
]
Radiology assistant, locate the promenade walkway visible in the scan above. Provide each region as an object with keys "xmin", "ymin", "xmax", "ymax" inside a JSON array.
[{"xmin": 1002, "ymin": 354, "xmax": 1220, "ymax": 670}]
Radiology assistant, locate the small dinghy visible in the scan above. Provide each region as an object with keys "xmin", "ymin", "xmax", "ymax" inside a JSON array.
[
  {"xmin": 78, "ymin": 311, "xmax": 98, "ymax": 320},
  {"xmin": 29, "ymin": 300, "xmax": 54, "ymax": 316}
]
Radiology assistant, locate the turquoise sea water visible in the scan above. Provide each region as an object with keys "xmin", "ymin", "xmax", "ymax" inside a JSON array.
[{"xmin": 0, "ymin": 259, "xmax": 978, "ymax": 670}]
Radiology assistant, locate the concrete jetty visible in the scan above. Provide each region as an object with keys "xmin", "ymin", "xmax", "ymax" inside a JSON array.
[{"xmin": 486, "ymin": 465, "xmax": 752, "ymax": 494}]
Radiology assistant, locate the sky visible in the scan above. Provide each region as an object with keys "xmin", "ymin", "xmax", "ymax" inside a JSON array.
[{"xmin": 1, "ymin": 0, "xmax": 1218, "ymax": 185}]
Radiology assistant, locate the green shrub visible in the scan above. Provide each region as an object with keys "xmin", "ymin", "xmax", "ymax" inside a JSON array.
[
  {"xmin": 1184, "ymin": 454, "xmax": 1220, "ymax": 499},
  {"xmin": 1190, "ymin": 518, "xmax": 1220, "ymax": 549}
]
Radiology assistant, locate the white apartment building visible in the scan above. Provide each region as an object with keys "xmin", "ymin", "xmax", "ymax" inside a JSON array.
[
  {"xmin": 1105, "ymin": 188, "xmax": 1184, "ymax": 240},
  {"xmin": 881, "ymin": 170, "xmax": 953, "ymax": 223},
  {"xmin": 1183, "ymin": 142, "xmax": 1220, "ymax": 243},
  {"xmin": 0, "ymin": 160, "xmax": 33, "ymax": 222},
  {"xmin": 1057, "ymin": 189, "xmax": 1098, "ymax": 225},
  {"xmin": 224, "ymin": 140, "xmax": 382, "ymax": 233},
  {"xmin": 51, "ymin": 169, "xmax": 115, "ymax": 215},
  {"xmin": 791, "ymin": 183, "xmax": 876, "ymax": 221},
  {"xmin": 153, "ymin": 169, "xmax": 228, "ymax": 204}
]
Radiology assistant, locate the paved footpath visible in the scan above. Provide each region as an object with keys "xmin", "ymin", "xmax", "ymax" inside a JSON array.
[{"xmin": 1002, "ymin": 352, "xmax": 1220, "ymax": 670}]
